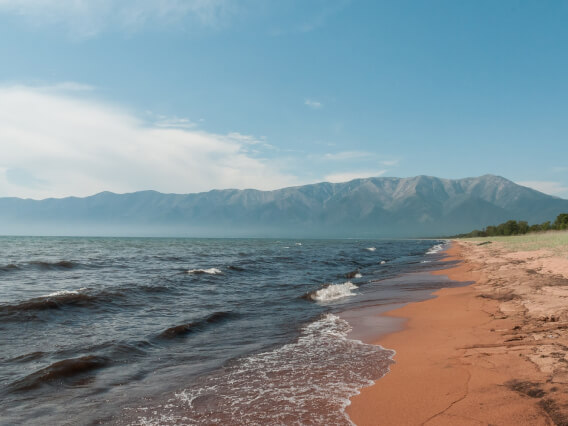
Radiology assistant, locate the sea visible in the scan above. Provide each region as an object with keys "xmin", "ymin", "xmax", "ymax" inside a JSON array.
[{"xmin": 0, "ymin": 237, "xmax": 460, "ymax": 425}]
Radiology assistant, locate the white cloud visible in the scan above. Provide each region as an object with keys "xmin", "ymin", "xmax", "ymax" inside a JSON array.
[
  {"xmin": 380, "ymin": 159, "xmax": 399, "ymax": 166},
  {"xmin": 0, "ymin": 0, "xmax": 237, "ymax": 38},
  {"xmin": 0, "ymin": 84, "xmax": 298, "ymax": 199},
  {"xmin": 304, "ymin": 99, "xmax": 323, "ymax": 109},
  {"xmin": 324, "ymin": 170, "xmax": 388, "ymax": 183},
  {"xmin": 517, "ymin": 181, "xmax": 568, "ymax": 198},
  {"xmin": 154, "ymin": 116, "xmax": 196, "ymax": 129},
  {"xmin": 226, "ymin": 132, "xmax": 264, "ymax": 145}
]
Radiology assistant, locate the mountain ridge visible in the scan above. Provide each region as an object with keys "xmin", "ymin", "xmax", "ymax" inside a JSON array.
[{"xmin": 1, "ymin": 175, "xmax": 567, "ymax": 238}]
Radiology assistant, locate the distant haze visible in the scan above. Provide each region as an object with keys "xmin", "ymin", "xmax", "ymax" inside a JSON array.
[{"xmin": 1, "ymin": 175, "xmax": 567, "ymax": 238}]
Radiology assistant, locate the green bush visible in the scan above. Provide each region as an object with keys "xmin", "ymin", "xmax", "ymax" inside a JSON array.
[{"xmin": 453, "ymin": 214, "xmax": 568, "ymax": 238}]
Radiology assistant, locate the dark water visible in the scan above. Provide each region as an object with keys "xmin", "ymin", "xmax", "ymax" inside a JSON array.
[{"xmin": 0, "ymin": 237, "xmax": 455, "ymax": 425}]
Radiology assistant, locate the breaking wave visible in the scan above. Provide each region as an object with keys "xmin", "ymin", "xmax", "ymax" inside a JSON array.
[
  {"xmin": 0, "ymin": 288, "xmax": 124, "ymax": 319},
  {"xmin": 345, "ymin": 269, "xmax": 362, "ymax": 279},
  {"xmin": 305, "ymin": 282, "xmax": 358, "ymax": 302},
  {"xmin": 426, "ymin": 243, "xmax": 444, "ymax": 255},
  {"xmin": 43, "ymin": 288, "xmax": 87, "ymax": 298},
  {"xmin": 131, "ymin": 314, "xmax": 394, "ymax": 425},
  {"xmin": 186, "ymin": 268, "xmax": 222, "ymax": 275}
]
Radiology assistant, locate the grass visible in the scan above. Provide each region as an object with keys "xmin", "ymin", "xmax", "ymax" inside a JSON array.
[{"xmin": 458, "ymin": 230, "xmax": 568, "ymax": 257}]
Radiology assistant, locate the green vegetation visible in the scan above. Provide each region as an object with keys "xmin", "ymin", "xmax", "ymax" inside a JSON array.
[{"xmin": 454, "ymin": 213, "xmax": 568, "ymax": 238}]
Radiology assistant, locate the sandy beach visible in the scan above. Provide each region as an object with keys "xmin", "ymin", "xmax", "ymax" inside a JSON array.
[{"xmin": 348, "ymin": 236, "xmax": 568, "ymax": 425}]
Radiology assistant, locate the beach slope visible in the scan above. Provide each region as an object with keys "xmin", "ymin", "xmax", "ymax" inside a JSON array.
[{"xmin": 348, "ymin": 235, "xmax": 568, "ymax": 425}]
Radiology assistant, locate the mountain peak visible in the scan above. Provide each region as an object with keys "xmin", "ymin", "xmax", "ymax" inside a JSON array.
[{"xmin": 1, "ymin": 175, "xmax": 566, "ymax": 237}]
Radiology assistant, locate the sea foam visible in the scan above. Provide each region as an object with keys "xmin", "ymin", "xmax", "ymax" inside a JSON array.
[
  {"xmin": 133, "ymin": 313, "xmax": 394, "ymax": 425},
  {"xmin": 44, "ymin": 288, "xmax": 86, "ymax": 298},
  {"xmin": 310, "ymin": 282, "xmax": 358, "ymax": 302},
  {"xmin": 426, "ymin": 244, "xmax": 444, "ymax": 255},
  {"xmin": 186, "ymin": 268, "xmax": 222, "ymax": 275}
]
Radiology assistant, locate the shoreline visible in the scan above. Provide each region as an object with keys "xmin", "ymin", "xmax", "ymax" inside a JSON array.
[{"xmin": 347, "ymin": 241, "xmax": 568, "ymax": 425}]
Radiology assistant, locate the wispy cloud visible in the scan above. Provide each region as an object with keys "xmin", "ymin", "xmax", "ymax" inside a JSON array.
[
  {"xmin": 226, "ymin": 132, "xmax": 265, "ymax": 145},
  {"xmin": 0, "ymin": 0, "xmax": 238, "ymax": 38},
  {"xmin": 154, "ymin": 116, "xmax": 196, "ymax": 129},
  {"xmin": 304, "ymin": 99, "xmax": 323, "ymax": 109},
  {"xmin": 517, "ymin": 181, "xmax": 568, "ymax": 198},
  {"xmin": 0, "ymin": 84, "xmax": 298, "ymax": 199},
  {"xmin": 380, "ymin": 159, "xmax": 399, "ymax": 167},
  {"xmin": 324, "ymin": 170, "xmax": 388, "ymax": 183}
]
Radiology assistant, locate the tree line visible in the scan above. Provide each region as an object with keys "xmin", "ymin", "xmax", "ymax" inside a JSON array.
[{"xmin": 454, "ymin": 213, "xmax": 568, "ymax": 238}]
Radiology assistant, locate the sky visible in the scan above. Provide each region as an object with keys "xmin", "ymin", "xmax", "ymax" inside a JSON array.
[{"xmin": 1, "ymin": 0, "xmax": 567, "ymax": 199}]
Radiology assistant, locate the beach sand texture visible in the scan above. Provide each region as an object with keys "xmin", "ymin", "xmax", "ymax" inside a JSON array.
[{"xmin": 348, "ymin": 236, "xmax": 568, "ymax": 425}]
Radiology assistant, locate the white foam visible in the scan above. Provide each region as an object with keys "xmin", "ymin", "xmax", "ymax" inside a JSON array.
[
  {"xmin": 311, "ymin": 282, "xmax": 358, "ymax": 302},
  {"xmin": 186, "ymin": 268, "xmax": 222, "ymax": 275},
  {"xmin": 132, "ymin": 313, "xmax": 394, "ymax": 425},
  {"xmin": 295, "ymin": 242, "xmax": 302, "ymax": 246},
  {"xmin": 354, "ymin": 273, "xmax": 363, "ymax": 279},
  {"xmin": 43, "ymin": 288, "xmax": 86, "ymax": 298},
  {"xmin": 365, "ymin": 247, "xmax": 376, "ymax": 252},
  {"xmin": 426, "ymin": 243, "xmax": 444, "ymax": 255},
  {"xmin": 380, "ymin": 260, "xmax": 386, "ymax": 264},
  {"xmin": 421, "ymin": 260, "xmax": 431, "ymax": 263}
]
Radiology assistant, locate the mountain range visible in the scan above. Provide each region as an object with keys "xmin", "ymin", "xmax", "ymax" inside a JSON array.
[{"xmin": 1, "ymin": 174, "xmax": 567, "ymax": 238}]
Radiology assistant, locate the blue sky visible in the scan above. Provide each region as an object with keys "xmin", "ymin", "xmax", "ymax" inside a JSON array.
[{"xmin": 1, "ymin": 0, "xmax": 567, "ymax": 199}]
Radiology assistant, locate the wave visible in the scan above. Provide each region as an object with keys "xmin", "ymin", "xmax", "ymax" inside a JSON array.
[
  {"xmin": 159, "ymin": 311, "xmax": 237, "ymax": 339},
  {"xmin": 11, "ymin": 355, "xmax": 110, "ymax": 392},
  {"xmin": 1, "ymin": 260, "xmax": 81, "ymax": 273},
  {"xmin": 186, "ymin": 268, "xmax": 222, "ymax": 275},
  {"xmin": 43, "ymin": 288, "xmax": 87, "ymax": 298},
  {"xmin": 1, "ymin": 291, "xmax": 96, "ymax": 313},
  {"xmin": 0, "ymin": 263, "xmax": 20, "ymax": 272},
  {"xmin": 426, "ymin": 243, "xmax": 444, "ymax": 255},
  {"xmin": 134, "ymin": 314, "xmax": 394, "ymax": 425},
  {"xmin": 0, "ymin": 288, "xmax": 124, "ymax": 318},
  {"xmin": 227, "ymin": 265, "xmax": 245, "ymax": 272},
  {"xmin": 365, "ymin": 247, "xmax": 376, "ymax": 252},
  {"xmin": 304, "ymin": 282, "xmax": 358, "ymax": 302},
  {"xmin": 30, "ymin": 260, "xmax": 78, "ymax": 270},
  {"xmin": 9, "ymin": 351, "xmax": 47, "ymax": 363},
  {"xmin": 345, "ymin": 270, "xmax": 362, "ymax": 279}
]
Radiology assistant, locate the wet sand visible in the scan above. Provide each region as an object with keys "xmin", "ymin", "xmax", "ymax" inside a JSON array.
[{"xmin": 347, "ymin": 241, "xmax": 568, "ymax": 425}]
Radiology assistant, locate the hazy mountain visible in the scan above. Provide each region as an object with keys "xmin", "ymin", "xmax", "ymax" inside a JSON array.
[{"xmin": 1, "ymin": 175, "xmax": 567, "ymax": 238}]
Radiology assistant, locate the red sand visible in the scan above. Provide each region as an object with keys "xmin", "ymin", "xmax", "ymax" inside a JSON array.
[{"xmin": 347, "ymin": 242, "xmax": 568, "ymax": 425}]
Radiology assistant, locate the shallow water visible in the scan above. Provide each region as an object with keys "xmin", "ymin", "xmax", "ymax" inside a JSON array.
[{"xmin": 0, "ymin": 237, "xmax": 453, "ymax": 425}]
